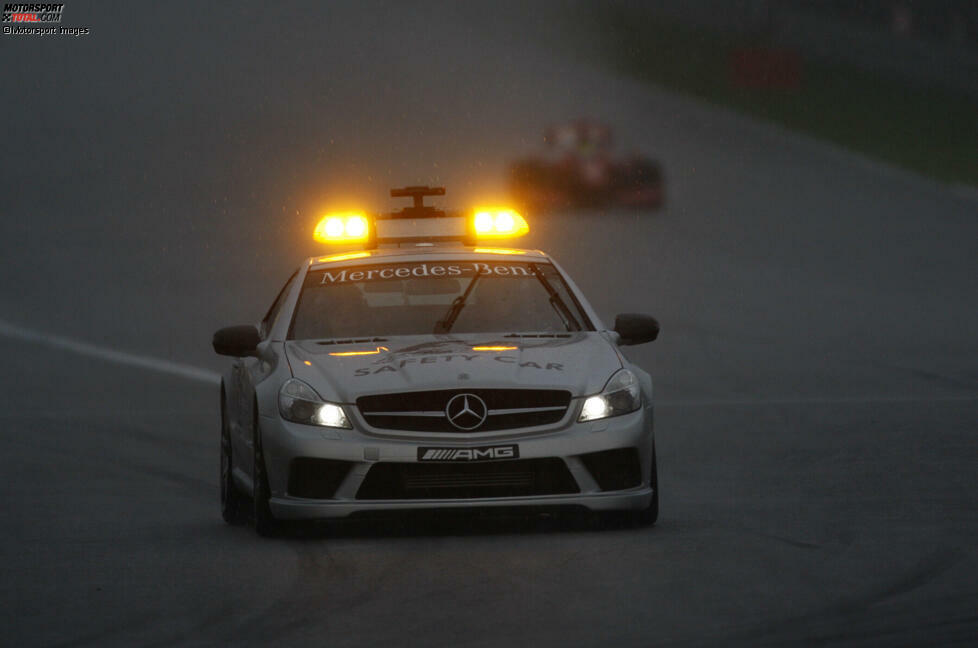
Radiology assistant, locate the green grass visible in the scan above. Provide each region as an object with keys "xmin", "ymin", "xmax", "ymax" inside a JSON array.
[{"xmin": 591, "ymin": 7, "xmax": 978, "ymax": 187}]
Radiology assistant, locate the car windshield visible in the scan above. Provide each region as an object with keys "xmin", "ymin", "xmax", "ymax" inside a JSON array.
[{"xmin": 289, "ymin": 260, "xmax": 592, "ymax": 340}]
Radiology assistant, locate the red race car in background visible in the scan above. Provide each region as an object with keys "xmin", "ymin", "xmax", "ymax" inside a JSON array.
[{"xmin": 508, "ymin": 120, "xmax": 665, "ymax": 211}]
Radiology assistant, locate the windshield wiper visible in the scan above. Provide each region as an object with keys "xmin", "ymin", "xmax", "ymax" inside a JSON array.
[
  {"xmin": 530, "ymin": 263, "xmax": 582, "ymax": 332},
  {"xmin": 315, "ymin": 337, "xmax": 388, "ymax": 346},
  {"xmin": 433, "ymin": 273, "xmax": 482, "ymax": 334}
]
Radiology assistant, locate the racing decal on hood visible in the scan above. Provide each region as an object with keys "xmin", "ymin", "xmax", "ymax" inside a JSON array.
[
  {"xmin": 285, "ymin": 333, "xmax": 622, "ymax": 401},
  {"xmin": 353, "ymin": 354, "xmax": 563, "ymax": 376}
]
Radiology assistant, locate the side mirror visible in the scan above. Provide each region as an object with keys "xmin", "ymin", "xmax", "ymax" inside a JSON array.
[
  {"xmin": 213, "ymin": 325, "xmax": 260, "ymax": 357},
  {"xmin": 613, "ymin": 313, "xmax": 659, "ymax": 346}
]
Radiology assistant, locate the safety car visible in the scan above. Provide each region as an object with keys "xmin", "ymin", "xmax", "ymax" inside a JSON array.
[{"xmin": 213, "ymin": 186, "xmax": 661, "ymax": 535}]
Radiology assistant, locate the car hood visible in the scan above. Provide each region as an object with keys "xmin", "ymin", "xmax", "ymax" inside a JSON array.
[{"xmin": 284, "ymin": 333, "xmax": 623, "ymax": 402}]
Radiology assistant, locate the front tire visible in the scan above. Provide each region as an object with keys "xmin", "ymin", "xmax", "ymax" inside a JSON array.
[
  {"xmin": 220, "ymin": 399, "xmax": 245, "ymax": 525},
  {"xmin": 252, "ymin": 418, "xmax": 280, "ymax": 537}
]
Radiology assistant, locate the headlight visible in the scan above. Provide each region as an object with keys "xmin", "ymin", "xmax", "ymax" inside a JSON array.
[
  {"xmin": 578, "ymin": 369, "xmax": 642, "ymax": 422},
  {"xmin": 278, "ymin": 378, "xmax": 351, "ymax": 429}
]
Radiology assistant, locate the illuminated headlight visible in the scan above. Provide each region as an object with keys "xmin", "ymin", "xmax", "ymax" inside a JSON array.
[
  {"xmin": 578, "ymin": 369, "xmax": 642, "ymax": 422},
  {"xmin": 278, "ymin": 378, "xmax": 351, "ymax": 429}
]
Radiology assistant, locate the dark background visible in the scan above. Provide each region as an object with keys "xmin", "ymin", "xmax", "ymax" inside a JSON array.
[{"xmin": 2, "ymin": 1, "xmax": 976, "ymax": 645}]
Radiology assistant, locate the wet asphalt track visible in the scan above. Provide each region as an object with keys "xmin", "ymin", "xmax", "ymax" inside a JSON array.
[{"xmin": 2, "ymin": 2, "xmax": 977, "ymax": 646}]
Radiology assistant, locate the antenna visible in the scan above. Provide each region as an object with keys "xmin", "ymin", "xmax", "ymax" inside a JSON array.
[{"xmin": 390, "ymin": 186, "xmax": 446, "ymax": 209}]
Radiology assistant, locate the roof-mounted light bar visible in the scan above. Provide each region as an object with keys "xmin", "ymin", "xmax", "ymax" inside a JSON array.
[{"xmin": 313, "ymin": 186, "xmax": 529, "ymax": 249}]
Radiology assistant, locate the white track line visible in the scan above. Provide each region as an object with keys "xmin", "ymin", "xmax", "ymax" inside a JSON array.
[{"xmin": 0, "ymin": 318, "xmax": 220, "ymax": 384}]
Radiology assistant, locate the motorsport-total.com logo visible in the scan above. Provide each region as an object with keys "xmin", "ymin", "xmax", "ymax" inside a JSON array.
[
  {"xmin": 2, "ymin": 3, "xmax": 89, "ymax": 36},
  {"xmin": 2, "ymin": 3, "xmax": 63, "ymax": 22}
]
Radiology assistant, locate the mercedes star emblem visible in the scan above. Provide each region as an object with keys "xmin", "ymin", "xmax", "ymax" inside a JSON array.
[{"xmin": 445, "ymin": 393, "xmax": 488, "ymax": 431}]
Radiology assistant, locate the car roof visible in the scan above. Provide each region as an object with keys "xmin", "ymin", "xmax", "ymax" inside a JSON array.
[{"xmin": 306, "ymin": 245, "xmax": 549, "ymax": 270}]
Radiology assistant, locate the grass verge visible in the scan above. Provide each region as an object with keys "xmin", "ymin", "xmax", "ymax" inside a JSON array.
[{"xmin": 590, "ymin": 7, "xmax": 978, "ymax": 187}]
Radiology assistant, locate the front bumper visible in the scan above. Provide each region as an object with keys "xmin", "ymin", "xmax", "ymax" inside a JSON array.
[{"xmin": 256, "ymin": 406, "xmax": 654, "ymax": 520}]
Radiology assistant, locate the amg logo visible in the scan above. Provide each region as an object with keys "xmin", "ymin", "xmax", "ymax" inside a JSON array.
[{"xmin": 418, "ymin": 445, "xmax": 519, "ymax": 462}]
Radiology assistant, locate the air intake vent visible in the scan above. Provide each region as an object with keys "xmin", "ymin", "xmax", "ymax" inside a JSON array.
[
  {"xmin": 356, "ymin": 458, "xmax": 579, "ymax": 499},
  {"xmin": 287, "ymin": 458, "xmax": 353, "ymax": 499},
  {"xmin": 580, "ymin": 448, "xmax": 642, "ymax": 491}
]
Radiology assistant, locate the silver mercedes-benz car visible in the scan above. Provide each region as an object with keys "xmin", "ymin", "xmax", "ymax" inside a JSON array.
[{"xmin": 214, "ymin": 186, "xmax": 660, "ymax": 535}]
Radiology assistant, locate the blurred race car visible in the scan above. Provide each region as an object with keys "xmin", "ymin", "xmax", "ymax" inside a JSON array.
[
  {"xmin": 509, "ymin": 120, "xmax": 664, "ymax": 210},
  {"xmin": 213, "ymin": 186, "xmax": 661, "ymax": 535}
]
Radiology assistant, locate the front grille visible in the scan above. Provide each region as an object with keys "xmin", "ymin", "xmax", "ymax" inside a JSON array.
[
  {"xmin": 287, "ymin": 457, "xmax": 353, "ymax": 499},
  {"xmin": 356, "ymin": 458, "xmax": 579, "ymax": 500},
  {"xmin": 357, "ymin": 389, "xmax": 571, "ymax": 432},
  {"xmin": 580, "ymin": 448, "xmax": 642, "ymax": 491}
]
